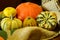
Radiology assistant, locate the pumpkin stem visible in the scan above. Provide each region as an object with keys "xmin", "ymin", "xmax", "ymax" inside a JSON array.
[
  {"xmin": 28, "ymin": 17, "xmax": 31, "ymax": 19},
  {"xmin": 10, "ymin": 15, "xmax": 13, "ymax": 20}
]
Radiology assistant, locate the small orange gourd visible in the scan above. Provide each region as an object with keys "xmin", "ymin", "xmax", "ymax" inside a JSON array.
[
  {"xmin": 16, "ymin": 2, "xmax": 43, "ymax": 21},
  {"xmin": 0, "ymin": 36, "xmax": 4, "ymax": 40}
]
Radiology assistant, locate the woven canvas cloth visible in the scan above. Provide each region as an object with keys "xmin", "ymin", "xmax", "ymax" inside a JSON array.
[
  {"xmin": 42, "ymin": 0, "xmax": 60, "ymax": 22},
  {"xmin": 42, "ymin": 0, "xmax": 58, "ymax": 4},
  {"xmin": 42, "ymin": 0, "xmax": 51, "ymax": 4},
  {"xmin": 42, "ymin": 0, "xmax": 60, "ymax": 11}
]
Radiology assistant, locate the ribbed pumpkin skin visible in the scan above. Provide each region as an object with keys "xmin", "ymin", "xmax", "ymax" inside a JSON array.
[
  {"xmin": 36, "ymin": 11, "xmax": 57, "ymax": 30},
  {"xmin": 0, "ymin": 11, "xmax": 6, "ymax": 27},
  {"xmin": 1, "ymin": 18, "xmax": 22, "ymax": 31},
  {"xmin": 16, "ymin": 2, "xmax": 43, "ymax": 21}
]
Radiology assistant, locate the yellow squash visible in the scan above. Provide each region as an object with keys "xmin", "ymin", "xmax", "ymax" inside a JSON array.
[{"xmin": 3, "ymin": 7, "xmax": 16, "ymax": 17}]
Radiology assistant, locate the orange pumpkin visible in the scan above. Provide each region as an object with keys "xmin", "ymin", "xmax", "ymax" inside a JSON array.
[
  {"xmin": 0, "ymin": 36, "xmax": 4, "ymax": 40},
  {"xmin": 16, "ymin": 2, "xmax": 43, "ymax": 21}
]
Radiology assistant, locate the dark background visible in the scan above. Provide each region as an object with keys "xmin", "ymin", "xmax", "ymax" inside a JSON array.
[{"xmin": 0, "ymin": 0, "xmax": 41, "ymax": 11}]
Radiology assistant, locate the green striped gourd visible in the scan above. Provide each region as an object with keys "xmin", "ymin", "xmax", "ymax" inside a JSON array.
[
  {"xmin": 1, "ymin": 18, "xmax": 22, "ymax": 31},
  {"xmin": 36, "ymin": 11, "xmax": 57, "ymax": 30}
]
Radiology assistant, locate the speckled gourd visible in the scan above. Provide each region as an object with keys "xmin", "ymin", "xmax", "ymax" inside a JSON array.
[{"xmin": 23, "ymin": 17, "xmax": 37, "ymax": 27}]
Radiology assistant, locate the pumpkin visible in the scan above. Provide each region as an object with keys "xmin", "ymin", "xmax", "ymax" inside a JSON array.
[
  {"xmin": 23, "ymin": 17, "xmax": 37, "ymax": 27},
  {"xmin": 3, "ymin": 7, "xmax": 16, "ymax": 17},
  {"xmin": 16, "ymin": 2, "xmax": 43, "ymax": 21},
  {"xmin": 1, "ymin": 17, "xmax": 22, "ymax": 31},
  {"xmin": 36, "ymin": 11, "xmax": 57, "ymax": 30},
  {"xmin": 0, "ymin": 36, "xmax": 4, "ymax": 40}
]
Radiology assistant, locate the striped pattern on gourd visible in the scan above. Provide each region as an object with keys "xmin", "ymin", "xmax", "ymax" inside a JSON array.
[
  {"xmin": 36, "ymin": 11, "xmax": 57, "ymax": 30},
  {"xmin": 1, "ymin": 18, "xmax": 22, "ymax": 31}
]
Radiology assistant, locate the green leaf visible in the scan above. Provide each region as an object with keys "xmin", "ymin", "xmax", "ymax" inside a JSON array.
[
  {"xmin": 10, "ymin": 29, "xmax": 17, "ymax": 35},
  {"xmin": 0, "ymin": 30, "xmax": 7, "ymax": 40}
]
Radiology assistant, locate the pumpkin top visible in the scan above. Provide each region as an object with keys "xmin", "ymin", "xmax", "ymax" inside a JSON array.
[{"xmin": 16, "ymin": 2, "xmax": 43, "ymax": 21}]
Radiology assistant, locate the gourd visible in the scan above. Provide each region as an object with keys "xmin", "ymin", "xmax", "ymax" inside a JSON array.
[
  {"xmin": 0, "ymin": 11, "xmax": 6, "ymax": 20},
  {"xmin": 36, "ymin": 11, "xmax": 57, "ymax": 30},
  {"xmin": 3, "ymin": 7, "xmax": 16, "ymax": 17},
  {"xmin": 0, "ymin": 36, "xmax": 4, "ymax": 40},
  {"xmin": 23, "ymin": 17, "xmax": 37, "ymax": 27},
  {"xmin": 1, "ymin": 17, "xmax": 22, "ymax": 31},
  {"xmin": 16, "ymin": 2, "xmax": 43, "ymax": 21},
  {"xmin": 0, "ymin": 11, "xmax": 6, "ymax": 27}
]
